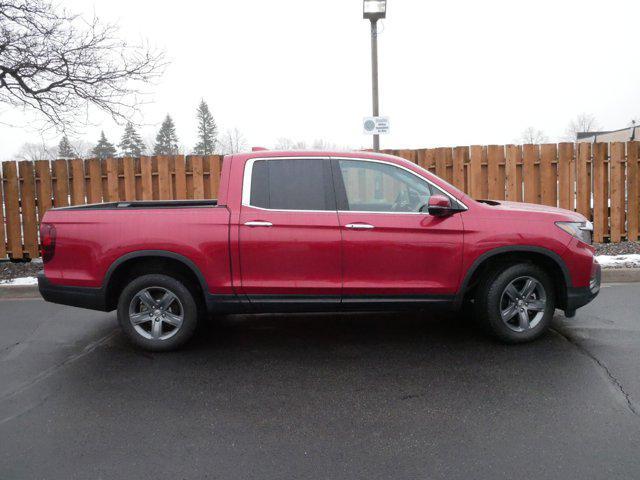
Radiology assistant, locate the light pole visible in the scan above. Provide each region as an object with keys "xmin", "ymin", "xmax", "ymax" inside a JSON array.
[{"xmin": 363, "ymin": 0, "xmax": 386, "ymax": 152}]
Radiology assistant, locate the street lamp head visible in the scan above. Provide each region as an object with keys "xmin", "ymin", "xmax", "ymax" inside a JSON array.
[{"xmin": 363, "ymin": 0, "xmax": 386, "ymax": 21}]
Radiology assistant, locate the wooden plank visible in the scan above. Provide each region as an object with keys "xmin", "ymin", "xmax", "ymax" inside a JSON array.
[
  {"xmin": 522, "ymin": 145, "xmax": 538, "ymax": 204},
  {"xmin": 434, "ymin": 148, "xmax": 447, "ymax": 180},
  {"xmin": 53, "ymin": 159, "xmax": 69, "ymax": 207},
  {"xmin": 18, "ymin": 161, "xmax": 38, "ymax": 258},
  {"xmin": 3, "ymin": 162, "xmax": 23, "ymax": 259},
  {"xmin": 592, "ymin": 143, "xmax": 608, "ymax": 242},
  {"xmin": 469, "ymin": 146, "xmax": 483, "ymax": 199},
  {"xmin": 444, "ymin": 148, "xmax": 454, "ymax": 183},
  {"xmin": 558, "ymin": 143, "xmax": 574, "ymax": 210},
  {"xmin": 505, "ymin": 145, "xmax": 519, "ymax": 201},
  {"xmin": 424, "ymin": 149, "xmax": 436, "ymax": 173},
  {"xmin": 487, "ymin": 145, "xmax": 503, "ymax": 200},
  {"xmin": 576, "ymin": 143, "xmax": 591, "ymax": 218},
  {"xmin": 69, "ymin": 159, "xmax": 85, "ymax": 205},
  {"xmin": 174, "ymin": 155, "xmax": 187, "ymax": 199},
  {"xmin": 87, "ymin": 159, "xmax": 103, "ymax": 204},
  {"xmin": 157, "ymin": 156, "xmax": 172, "ymax": 200},
  {"xmin": 452, "ymin": 147, "xmax": 466, "ymax": 190},
  {"xmin": 540, "ymin": 144, "xmax": 558, "ymax": 207},
  {"xmin": 628, "ymin": 142, "xmax": 639, "ymax": 241},
  {"xmin": 515, "ymin": 146, "xmax": 524, "ymax": 202},
  {"xmin": 0, "ymin": 164, "xmax": 5, "ymax": 258},
  {"xmin": 416, "ymin": 149, "xmax": 427, "ymax": 169},
  {"xmin": 123, "ymin": 157, "xmax": 136, "ymax": 201},
  {"xmin": 208, "ymin": 155, "xmax": 222, "ymax": 198},
  {"xmin": 34, "ymin": 160, "xmax": 52, "ymax": 222},
  {"xmin": 609, "ymin": 142, "xmax": 625, "ymax": 243},
  {"xmin": 140, "ymin": 156, "xmax": 153, "ymax": 200},
  {"xmin": 191, "ymin": 156, "xmax": 204, "ymax": 199},
  {"xmin": 397, "ymin": 150, "xmax": 416, "ymax": 163},
  {"xmin": 105, "ymin": 158, "xmax": 120, "ymax": 202}
]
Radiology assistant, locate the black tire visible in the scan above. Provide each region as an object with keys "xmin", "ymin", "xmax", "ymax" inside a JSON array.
[
  {"xmin": 117, "ymin": 274, "xmax": 200, "ymax": 351},
  {"xmin": 474, "ymin": 263, "xmax": 555, "ymax": 343}
]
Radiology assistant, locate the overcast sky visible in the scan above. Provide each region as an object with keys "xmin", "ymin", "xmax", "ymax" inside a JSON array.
[{"xmin": 2, "ymin": 0, "xmax": 640, "ymax": 160}]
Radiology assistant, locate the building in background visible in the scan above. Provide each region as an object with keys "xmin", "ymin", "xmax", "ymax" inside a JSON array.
[{"xmin": 577, "ymin": 122, "xmax": 639, "ymax": 143}]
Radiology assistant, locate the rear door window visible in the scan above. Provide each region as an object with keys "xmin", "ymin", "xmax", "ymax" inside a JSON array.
[{"xmin": 248, "ymin": 159, "xmax": 335, "ymax": 211}]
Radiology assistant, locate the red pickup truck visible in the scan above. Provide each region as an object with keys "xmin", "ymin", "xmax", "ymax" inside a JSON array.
[{"xmin": 38, "ymin": 150, "xmax": 600, "ymax": 351}]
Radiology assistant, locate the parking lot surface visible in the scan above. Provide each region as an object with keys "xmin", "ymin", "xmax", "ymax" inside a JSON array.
[{"xmin": 1, "ymin": 284, "xmax": 639, "ymax": 479}]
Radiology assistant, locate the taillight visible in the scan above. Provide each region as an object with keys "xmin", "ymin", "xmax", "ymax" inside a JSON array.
[{"xmin": 40, "ymin": 223, "xmax": 57, "ymax": 263}]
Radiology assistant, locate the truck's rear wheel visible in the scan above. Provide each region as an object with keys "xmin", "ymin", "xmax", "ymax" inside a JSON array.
[
  {"xmin": 475, "ymin": 263, "xmax": 555, "ymax": 343},
  {"xmin": 117, "ymin": 274, "xmax": 199, "ymax": 351}
]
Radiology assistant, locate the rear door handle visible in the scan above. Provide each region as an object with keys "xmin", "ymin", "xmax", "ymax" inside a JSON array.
[
  {"xmin": 345, "ymin": 223, "xmax": 375, "ymax": 230},
  {"xmin": 244, "ymin": 221, "xmax": 273, "ymax": 227}
]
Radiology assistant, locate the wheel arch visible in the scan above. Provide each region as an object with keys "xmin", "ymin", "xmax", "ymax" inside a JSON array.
[
  {"xmin": 455, "ymin": 246, "xmax": 571, "ymax": 310},
  {"xmin": 104, "ymin": 250, "xmax": 209, "ymax": 311}
]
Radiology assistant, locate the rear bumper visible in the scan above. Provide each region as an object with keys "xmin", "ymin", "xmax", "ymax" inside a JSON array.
[
  {"xmin": 565, "ymin": 261, "xmax": 601, "ymax": 312},
  {"xmin": 38, "ymin": 271, "xmax": 109, "ymax": 311}
]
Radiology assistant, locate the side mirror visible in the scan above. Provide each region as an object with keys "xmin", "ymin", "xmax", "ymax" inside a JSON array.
[{"xmin": 427, "ymin": 194, "xmax": 455, "ymax": 216}]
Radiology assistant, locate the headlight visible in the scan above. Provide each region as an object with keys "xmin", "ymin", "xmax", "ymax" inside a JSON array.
[{"xmin": 555, "ymin": 221, "xmax": 593, "ymax": 244}]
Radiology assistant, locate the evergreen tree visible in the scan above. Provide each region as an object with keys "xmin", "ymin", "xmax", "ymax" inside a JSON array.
[
  {"xmin": 154, "ymin": 115, "xmax": 179, "ymax": 155},
  {"xmin": 193, "ymin": 100, "xmax": 217, "ymax": 154},
  {"xmin": 57, "ymin": 135, "xmax": 75, "ymax": 159},
  {"xmin": 92, "ymin": 131, "xmax": 117, "ymax": 159},
  {"xmin": 119, "ymin": 122, "xmax": 146, "ymax": 156}
]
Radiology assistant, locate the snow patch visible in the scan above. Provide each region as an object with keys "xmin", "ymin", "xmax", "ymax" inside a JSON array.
[
  {"xmin": 0, "ymin": 276, "xmax": 38, "ymax": 286},
  {"xmin": 596, "ymin": 254, "xmax": 640, "ymax": 269}
]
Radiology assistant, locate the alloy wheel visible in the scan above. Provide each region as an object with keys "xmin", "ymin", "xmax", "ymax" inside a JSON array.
[
  {"xmin": 128, "ymin": 286, "xmax": 184, "ymax": 340},
  {"xmin": 499, "ymin": 276, "xmax": 547, "ymax": 332}
]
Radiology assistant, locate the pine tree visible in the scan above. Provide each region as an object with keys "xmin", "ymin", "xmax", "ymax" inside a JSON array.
[
  {"xmin": 154, "ymin": 115, "xmax": 179, "ymax": 155},
  {"xmin": 58, "ymin": 135, "xmax": 75, "ymax": 159},
  {"xmin": 193, "ymin": 100, "xmax": 217, "ymax": 155},
  {"xmin": 119, "ymin": 122, "xmax": 146, "ymax": 156},
  {"xmin": 92, "ymin": 131, "xmax": 117, "ymax": 159}
]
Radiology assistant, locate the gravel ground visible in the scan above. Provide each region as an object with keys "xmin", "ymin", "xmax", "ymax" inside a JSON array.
[
  {"xmin": 0, "ymin": 243, "xmax": 638, "ymax": 282},
  {"xmin": 0, "ymin": 259, "xmax": 42, "ymax": 282},
  {"xmin": 594, "ymin": 241, "xmax": 640, "ymax": 256}
]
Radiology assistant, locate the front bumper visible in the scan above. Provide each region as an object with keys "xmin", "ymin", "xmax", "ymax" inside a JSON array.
[
  {"xmin": 565, "ymin": 261, "xmax": 601, "ymax": 313},
  {"xmin": 38, "ymin": 271, "xmax": 108, "ymax": 311}
]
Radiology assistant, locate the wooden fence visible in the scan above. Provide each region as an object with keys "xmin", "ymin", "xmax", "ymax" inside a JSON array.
[
  {"xmin": 1, "ymin": 143, "xmax": 639, "ymax": 260},
  {"xmin": 0, "ymin": 155, "xmax": 222, "ymax": 260}
]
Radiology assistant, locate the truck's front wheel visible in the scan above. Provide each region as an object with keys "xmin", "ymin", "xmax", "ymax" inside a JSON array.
[
  {"xmin": 475, "ymin": 263, "xmax": 556, "ymax": 343},
  {"xmin": 117, "ymin": 274, "xmax": 199, "ymax": 351}
]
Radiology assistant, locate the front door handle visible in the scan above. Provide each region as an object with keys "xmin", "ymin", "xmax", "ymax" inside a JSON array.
[
  {"xmin": 345, "ymin": 223, "xmax": 375, "ymax": 230},
  {"xmin": 244, "ymin": 221, "xmax": 273, "ymax": 227}
]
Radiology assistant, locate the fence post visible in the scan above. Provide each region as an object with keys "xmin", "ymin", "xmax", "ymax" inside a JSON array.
[
  {"xmin": 505, "ymin": 145, "xmax": 519, "ymax": 201},
  {"xmin": 628, "ymin": 142, "xmax": 639, "ymax": 241},
  {"xmin": 18, "ymin": 161, "xmax": 39, "ymax": 258},
  {"xmin": 576, "ymin": 143, "xmax": 591, "ymax": 219},
  {"xmin": 0, "ymin": 164, "xmax": 5, "ymax": 259},
  {"xmin": 487, "ymin": 145, "xmax": 504, "ymax": 200},
  {"xmin": 558, "ymin": 143, "xmax": 574, "ymax": 210},
  {"xmin": 593, "ymin": 143, "xmax": 609, "ymax": 242},
  {"xmin": 610, "ymin": 143, "xmax": 625, "ymax": 243},
  {"xmin": 452, "ymin": 147, "xmax": 467, "ymax": 191},
  {"xmin": 2, "ymin": 161, "xmax": 23, "ymax": 259}
]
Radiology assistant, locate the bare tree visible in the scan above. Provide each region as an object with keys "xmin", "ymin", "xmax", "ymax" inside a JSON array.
[
  {"xmin": 519, "ymin": 127, "xmax": 548, "ymax": 144},
  {"xmin": 311, "ymin": 138, "xmax": 352, "ymax": 151},
  {"xmin": 0, "ymin": 0, "xmax": 165, "ymax": 131},
  {"xmin": 219, "ymin": 128, "xmax": 247, "ymax": 154},
  {"xmin": 275, "ymin": 137, "xmax": 307, "ymax": 150},
  {"xmin": 15, "ymin": 140, "xmax": 55, "ymax": 160},
  {"xmin": 70, "ymin": 139, "xmax": 92, "ymax": 158},
  {"xmin": 564, "ymin": 113, "xmax": 601, "ymax": 141}
]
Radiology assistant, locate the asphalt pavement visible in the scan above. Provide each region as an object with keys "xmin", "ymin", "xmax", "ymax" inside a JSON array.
[{"xmin": 1, "ymin": 284, "xmax": 639, "ymax": 479}]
